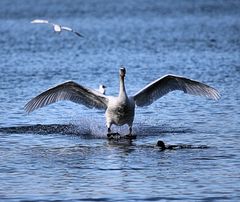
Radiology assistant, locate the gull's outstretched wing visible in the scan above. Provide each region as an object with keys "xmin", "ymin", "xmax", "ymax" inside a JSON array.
[
  {"xmin": 61, "ymin": 26, "xmax": 84, "ymax": 37},
  {"xmin": 31, "ymin": 19, "xmax": 49, "ymax": 24},
  {"xmin": 24, "ymin": 81, "xmax": 109, "ymax": 113},
  {"xmin": 133, "ymin": 74, "xmax": 220, "ymax": 107},
  {"xmin": 61, "ymin": 26, "xmax": 73, "ymax": 32}
]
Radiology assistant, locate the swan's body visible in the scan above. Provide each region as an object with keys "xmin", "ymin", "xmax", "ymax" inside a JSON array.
[
  {"xmin": 25, "ymin": 67, "xmax": 220, "ymax": 137},
  {"xmin": 31, "ymin": 19, "xmax": 84, "ymax": 37}
]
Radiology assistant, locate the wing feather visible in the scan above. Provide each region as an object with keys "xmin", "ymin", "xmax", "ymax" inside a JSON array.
[
  {"xmin": 61, "ymin": 26, "xmax": 84, "ymax": 37},
  {"xmin": 133, "ymin": 74, "xmax": 220, "ymax": 107},
  {"xmin": 31, "ymin": 19, "xmax": 49, "ymax": 24},
  {"xmin": 24, "ymin": 81, "xmax": 108, "ymax": 113},
  {"xmin": 61, "ymin": 26, "xmax": 73, "ymax": 31},
  {"xmin": 74, "ymin": 31, "xmax": 84, "ymax": 37}
]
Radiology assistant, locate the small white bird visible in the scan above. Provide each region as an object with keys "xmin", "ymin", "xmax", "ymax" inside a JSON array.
[
  {"xmin": 24, "ymin": 67, "xmax": 220, "ymax": 138},
  {"xmin": 31, "ymin": 19, "xmax": 84, "ymax": 37},
  {"xmin": 98, "ymin": 85, "xmax": 106, "ymax": 95}
]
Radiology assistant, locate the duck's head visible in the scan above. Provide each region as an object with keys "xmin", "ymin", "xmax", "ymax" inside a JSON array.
[
  {"xmin": 119, "ymin": 66, "xmax": 126, "ymax": 78},
  {"xmin": 156, "ymin": 140, "xmax": 166, "ymax": 150}
]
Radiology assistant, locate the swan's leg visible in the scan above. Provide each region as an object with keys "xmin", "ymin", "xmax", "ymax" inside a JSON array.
[
  {"xmin": 123, "ymin": 125, "xmax": 136, "ymax": 139},
  {"xmin": 107, "ymin": 123, "xmax": 112, "ymax": 135},
  {"xmin": 107, "ymin": 123, "xmax": 121, "ymax": 139},
  {"xmin": 129, "ymin": 126, "xmax": 132, "ymax": 135},
  {"xmin": 107, "ymin": 126, "xmax": 112, "ymax": 139}
]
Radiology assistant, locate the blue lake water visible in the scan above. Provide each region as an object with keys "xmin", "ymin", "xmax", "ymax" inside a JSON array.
[{"xmin": 0, "ymin": 0, "xmax": 240, "ymax": 201}]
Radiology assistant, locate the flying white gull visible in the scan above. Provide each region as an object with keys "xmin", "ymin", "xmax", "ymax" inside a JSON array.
[
  {"xmin": 24, "ymin": 67, "xmax": 220, "ymax": 138},
  {"xmin": 31, "ymin": 19, "xmax": 84, "ymax": 37}
]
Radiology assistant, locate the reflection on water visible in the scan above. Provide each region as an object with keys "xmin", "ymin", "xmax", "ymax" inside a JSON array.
[{"xmin": 0, "ymin": 0, "xmax": 240, "ymax": 201}]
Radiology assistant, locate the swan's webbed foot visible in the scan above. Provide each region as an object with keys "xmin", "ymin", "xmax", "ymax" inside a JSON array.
[
  {"xmin": 122, "ymin": 126, "xmax": 136, "ymax": 139},
  {"xmin": 122, "ymin": 134, "xmax": 137, "ymax": 140},
  {"xmin": 107, "ymin": 126, "xmax": 136, "ymax": 140},
  {"xmin": 107, "ymin": 127, "xmax": 121, "ymax": 140},
  {"xmin": 107, "ymin": 132, "xmax": 121, "ymax": 140},
  {"xmin": 107, "ymin": 133, "xmax": 136, "ymax": 140}
]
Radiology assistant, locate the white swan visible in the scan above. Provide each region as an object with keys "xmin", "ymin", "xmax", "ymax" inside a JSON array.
[
  {"xmin": 31, "ymin": 19, "xmax": 84, "ymax": 37},
  {"xmin": 24, "ymin": 67, "xmax": 220, "ymax": 138}
]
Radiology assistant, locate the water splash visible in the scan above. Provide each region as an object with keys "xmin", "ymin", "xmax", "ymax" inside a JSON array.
[{"xmin": 70, "ymin": 117, "xmax": 107, "ymax": 138}]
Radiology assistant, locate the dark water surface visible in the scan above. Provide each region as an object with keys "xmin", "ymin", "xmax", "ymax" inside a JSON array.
[{"xmin": 0, "ymin": 0, "xmax": 240, "ymax": 201}]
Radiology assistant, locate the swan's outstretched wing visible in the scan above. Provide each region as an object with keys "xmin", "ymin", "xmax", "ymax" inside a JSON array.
[
  {"xmin": 133, "ymin": 74, "xmax": 220, "ymax": 107},
  {"xmin": 24, "ymin": 81, "xmax": 109, "ymax": 113},
  {"xmin": 61, "ymin": 26, "xmax": 84, "ymax": 37}
]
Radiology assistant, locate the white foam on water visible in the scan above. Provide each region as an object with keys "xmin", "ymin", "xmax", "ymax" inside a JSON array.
[{"xmin": 69, "ymin": 116, "xmax": 107, "ymax": 138}]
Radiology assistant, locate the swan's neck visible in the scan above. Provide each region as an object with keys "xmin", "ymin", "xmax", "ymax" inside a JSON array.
[{"xmin": 119, "ymin": 75, "xmax": 127, "ymax": 98}]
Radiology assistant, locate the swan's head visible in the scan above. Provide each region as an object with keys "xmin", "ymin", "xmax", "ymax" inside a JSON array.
[{"xmin": 119, "ymin": 67, "xmax": 126, "ymax": 78}]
